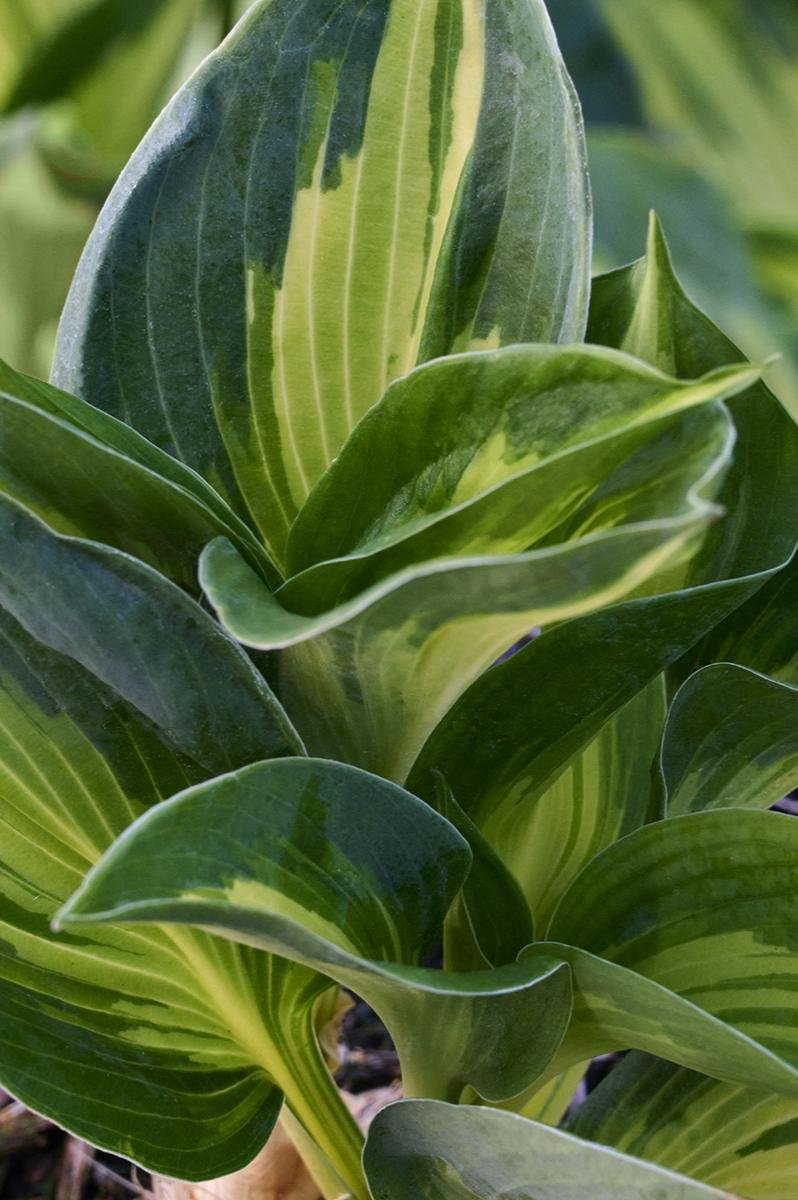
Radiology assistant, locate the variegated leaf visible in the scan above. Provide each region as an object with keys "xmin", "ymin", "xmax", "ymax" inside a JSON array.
[
  {"xmin": 363, "ymin": 1100, "xmax": 737, "ymax": 1199},
  {"xmin": 526, "ymin": 809, "xmax": 798, "ymax": 1097},
  {"xmin": 573, "ymin": 1052, "xmax": 798, "ymax": 1200},
  {"xmin": 202, "ymin": 349, "xmax": 750, "ymax": 779},
  {"xmin": 60, "ymin": 758, "xmax": 573, "ymax": 1109},
  {"xmin": 0, "ymin": 496, "xmax": 321, "ymax": 1182},
  {"xmin": 663, "ymin": 664, "xmax": 798, "ymax": 815},
  {"xmin": 0, "ymin": 357, "xmax": 277, "ymax": 592},
  {"xmin": 53, "ymin": 0, "xmax": 591, "ymax": 569}
]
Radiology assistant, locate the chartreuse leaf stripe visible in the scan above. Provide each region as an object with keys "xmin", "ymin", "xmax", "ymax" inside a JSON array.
[
  {"xmin": 285, "ymin": 345, "xmax": 758, "ymax": 592},
  {"xmin": 53, "ymin": 0, "xmax": 590, "ymax": 568},
  {"xmin": 60, "ymin": 759, "xmax": 574, "ymax": 1109},
  {"xmin": 203, "ymin": 345, "xmax": 756, "ymax": 779},
  {"xmin": 0, "ymin": 358, "xmax": 277, "ymax": 593},
  {"xmin": 663, "ymin": 664, "xmax": 798, "ymax": 815},
  {"xmin": 0, "ymin": 504, "xmax": 328, "ymax": 1181},
  {"xmin": 525, "ymin": 809, "xmax": 798, "ymax": 1097},
  {"xmin": 362, "ymin": 1100, "xmax": 736, "ymax": 1199},
  {"xmin": 0, "ymin": 497, "xmax": 300, "ymax": 772},
  {"xmin": 573, "ymin": 1051, "xmax": 798, "ymax": 1200},
  {"xmin": 589, "ymin": 215, "xmax": 798, "ymax": 595}
]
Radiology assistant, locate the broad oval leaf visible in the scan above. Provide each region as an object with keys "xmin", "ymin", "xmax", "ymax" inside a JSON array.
[
  {"xmin": 0, "ymin": 496, "xmax": 299, "ymax": 771},
  {"xmin": 53, "ymin": 0, "xmax": 591, "ymax": 569},
  {"xmin": 202, "ymin": 353, "xmax": 747, "ymax": 778},
  {"xmin": 0, "ymin": 500, "xmax": 318, "ymax": 1180},
  {"xmin": 528, "ymin": 809, "xmax": 798, "ymax": 1096},
  {"xmin": 284, "ymin": 344, "xmax": 756, "ymax": 593},
  {"xmin": 663, "ymin": 664, "xmax": 798, "ymax": 815},
  {"xmin": 363, "ymin": 1099, "xmax": 736, "ymax": 1199},
  {"xmin": 573, "ymin": 1052, "xmax": 798, "ymax": 1200},
  {"xmin": 0, "ymin": 357, "xmax": 278, "ymax": 592},
  {"xmin": 60, "ymin": 759, "xmax": 574, "ymax": 1107}
]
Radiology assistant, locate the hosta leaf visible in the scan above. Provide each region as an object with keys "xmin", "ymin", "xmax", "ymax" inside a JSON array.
[
  {"xmin": 414, "ymin": 671, "xmax": 665, "ymax": 932},
  {"xmin": 586, "ymin": 130, "xmax": 797, "ymax": 408},
  {"xmin": 663, "ymin": 665, "xmax": 798, "ymax": 815},
  {"xmin": 202, "ymin": 500, "xmax": 724, "ymax": 782},
  {"xmin": 590, "ymin": 213, "xmax": 798, "ymax": 587},
  {"xmin": 60, "ymin": 759, "xmax": 573, "ymax": 1107},
  {"xmin": 0, "ymin": 506, "xmax": 321, "ymax": 1179},
  {"xmin": 573, "ymin": 1052, "xmax": 798, "ymax": 1200},
  {"xmin": 410, "ymin": 221, "xmax": 798, "ymax": 933},
  {"xmin": 0, "ymin": 496, "xmax": 299, "ymax": 771},
  {"xmin": 526, "ymin": 809, "xmax": 798, "ymax": 1096},
  {"xmin": 202, "ymin": 358, "xmax": 748, "ymax": 778},
  {"xmin": 0, "ymin": 358, "xmax": 278, "ymax": 592},
  {"xmin": 53, "ymin": 0, "xmax": 590, "ymax": 568},
  {"xmin": 362, "ymin": 1100, "xmax": 735, "ymax": 1199},
  {"xmin": 687, "ymin": 549, "xmax": 798, "ymax": 688},
  {"xmin": 517, "ymin": 1061, "xmax": 588, "ymax": 1125},
  {"xmin": 284, "ymin": 345, "xmax": 755, "ymax": 592},
  {"xmin": 433, "ymin": 775, "xmax": 535, "ymax": 970}
]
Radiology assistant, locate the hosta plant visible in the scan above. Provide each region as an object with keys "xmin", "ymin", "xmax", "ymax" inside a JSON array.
[{"xmin": 1, "ymin": 1, "xmax": 797, "ymax": 1198}]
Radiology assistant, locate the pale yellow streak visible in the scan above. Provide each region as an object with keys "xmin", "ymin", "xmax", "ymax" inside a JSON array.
[
  {"xmin": 407, "ymin": 0, "xmax": 485, "ymax": 365},
  {"xmin": 380, "ymin": 0, "xmax": 429, "ymax": 395}
]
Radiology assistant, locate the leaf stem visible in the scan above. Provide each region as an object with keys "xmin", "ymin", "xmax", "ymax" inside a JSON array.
[{"xmin": 271, "ymin": 1011, "xmax": 368, "ymax": 1200}]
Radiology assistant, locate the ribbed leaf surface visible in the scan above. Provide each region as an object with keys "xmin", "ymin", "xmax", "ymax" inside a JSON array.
[{"xmin": 54, "ymin": 0, "xmax": 590, "ymax": 569}]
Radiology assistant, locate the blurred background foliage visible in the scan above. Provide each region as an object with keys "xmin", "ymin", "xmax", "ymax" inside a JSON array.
[
  {"xmin": 549, "ymin": 0, "xmax": 798, "ymax": 416},
  {"xmin": 0, "ymin": 0, "xmax": 250, "ymax": 378},
  {"xmin": 1, "ymin": 0, "xmax": 796, "ymax": 418}
]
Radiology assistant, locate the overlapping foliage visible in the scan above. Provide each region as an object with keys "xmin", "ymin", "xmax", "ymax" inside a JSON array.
[{"xmin": 0, "ymin": 2, "xmax": 797, "ymax": 1198}]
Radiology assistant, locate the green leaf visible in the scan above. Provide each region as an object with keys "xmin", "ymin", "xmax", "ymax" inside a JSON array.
[
  {"xmin": 686, "ymin": 548, "xmax": 798, "ymax": 688},
  {"xmin": 588, "ymin": 214, "xmax": 798, "ymax": 700},
  {"xmin": 432, "ymin": 774, "xmax": 535, "ymax": 970},
  {"xmin": 60, "ymin": 758, "xmax": 573, "ymax": 1107},
  {"xmin": 590, "ymin": 213, "xmax": 798, "ymax": 586},
  {"xmin": 573, "ymin": 1052, "xmax": 798, "ymax": 1200},
  {"xmin": 663, "ymin": 664, "xmax": 798, "ymax": 815},
  {"xmin": 0, "ymin": 502, "xmax": 321, "ymax": 1180},
  {"xmin": 53, "ymin": 0, "xmax": 591, "ymax": 568},
  {"xmin": 202, "ymin": 352, "xmax": 750, "ymax": 779},
  {"xmin": 413, "ymin": 664, "xmax": 666, "ymax": 932},
  {"xmin": 586, "ymin": 129, "xmax": 796, "ymax": 406},
  {"xmin": 526, "ymin": 809, "xmax": 798, "ymax": 1096},
  {"xmin": 284, "ymin": 344, "xmax": 755, "ymax": 591},
  {"xmin": 517, "ymin": 1061, "xmax": 588, "ymax": 1125},
  {"xmin": 362, "ymin": 1099, "xmax": 736, "ymax": 1199},
  {"xmin": 0, "ymin": 358, "xmax": 279, "ymax": 592},
  {"xmin": 0, "ymin": 496, "xmax": 299, "ymax": 771}
]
